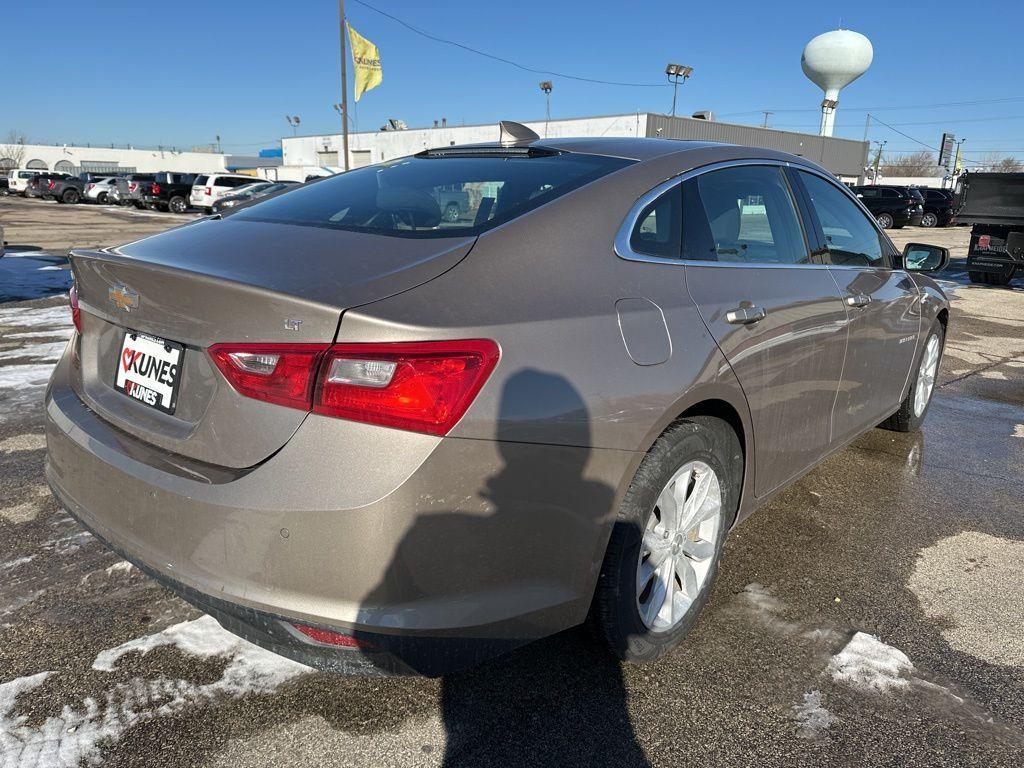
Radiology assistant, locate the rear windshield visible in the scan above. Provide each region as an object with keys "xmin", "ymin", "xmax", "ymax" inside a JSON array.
[
  {"xmin": 233, "ymin": 151, "xmax": 634, "ymax": 238},
  {"xmin": 194, "ymin": 175, "xmax": 209, "ymax": 185}
]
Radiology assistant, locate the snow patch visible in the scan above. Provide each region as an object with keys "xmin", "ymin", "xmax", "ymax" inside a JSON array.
[
  {"xmin": 4, "ymin": 329, "xmax": 74, "ymax": 340},
  {"xmin": 0, "ymin": 305, "xmax": 72, "ymax": 329},
  {"xmin": 0, "ymin": 617, "xmax": 311, "ymax": 767},
  {"xmin": 0, "ymin": 433, "xmax": 47, "ymax": 452},
  {"xmin": 0, "ymin": 555, "xmax": 36, "ymax": 572},
  {"xmin": 793, "ymin": 690, "xmax": 834, "ymax": 736},
  {"xmin": 104, "ymin": 561, "xmax": 134, "ymax": 577},
  {"xmin": 0, "ymin": 362, "xmax": 54, "ymax": 390},
  {"xmin": 828, "ymin": 632, "xmax": 913, "ymax": 692},
  {"xmin": 1013, "ymin": 424, "xmax": 1024, "ymax": 439},
  {"xmin": 0, "ymin": 340, "xmax": 68, "ymax": 362}
]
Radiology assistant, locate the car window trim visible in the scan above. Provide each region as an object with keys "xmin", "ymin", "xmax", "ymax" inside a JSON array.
[
  {"xmin": 789, "ymin": 167, "xmax": 898, "ymax": 271},
  {"xmin": 615, "ymin": 158, "xmax": 833, "ymax": 270}
]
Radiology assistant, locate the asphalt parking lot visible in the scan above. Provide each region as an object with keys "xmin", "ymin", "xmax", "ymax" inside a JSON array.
[{"xmin": 1, "ymin": 199, "xmax": 1023, "ymax": 767}]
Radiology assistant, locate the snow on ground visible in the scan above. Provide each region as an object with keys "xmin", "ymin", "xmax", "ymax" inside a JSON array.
[
  {"xmin": 792, "ymin": 690, "xmax": 834, "ymax": 737},
  {"xmin": 827, "ymin": 632, "xmax": 914, "ymax": 693},
  {"xmin": 0, "ymin": 616, "xmax": 311, "ymax": 768},
  {"xmin": 4, "ymin": 329, "xmax": 74, "ymax": 340},
  {"xmin": 0, "ymin": 305, "xmax": 71, "ymax": 329},
  {"xmin": 1014, "ymin": 424, "xmax": 1024, "ymax": 439},
  {"xmin": 0, "ymin": 340, "xmax": 68, "ymax": 362}
]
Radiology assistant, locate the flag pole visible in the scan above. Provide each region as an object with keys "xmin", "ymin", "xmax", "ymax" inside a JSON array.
[{"xmin": 338, "ymin": 0, "xmax": 350, "ymax": 171}]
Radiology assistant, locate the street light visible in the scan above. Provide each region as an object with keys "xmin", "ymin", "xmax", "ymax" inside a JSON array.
[
  {"xmin": 539, "ymin": 81, "xmax": 553, "ymax": 136},
  {"xmin": 665, "ymin": 63, "xmax": 693, "ymax": 118},
  {"xmin": 285, "ymin": 115, "xmax": 301, "ymax": 136}
]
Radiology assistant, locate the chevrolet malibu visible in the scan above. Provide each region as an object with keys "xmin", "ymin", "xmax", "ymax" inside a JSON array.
[{"xmin": 45, "ymin": 130, "xmax": 950, "ymax": 676}]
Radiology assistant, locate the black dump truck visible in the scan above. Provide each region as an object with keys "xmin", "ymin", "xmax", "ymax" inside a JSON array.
[{"xmin": 954, "ymin": 172, "xmax": 1024, "ymax": 285}]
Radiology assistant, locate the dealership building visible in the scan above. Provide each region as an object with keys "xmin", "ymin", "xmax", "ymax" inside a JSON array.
[
  {"xmin": 0, "ymin": 143, "xmax": 276, "ymax": 176},
  {"xmin": 279, "ymin": 112, "xmax": 869, "ymax": 181}
]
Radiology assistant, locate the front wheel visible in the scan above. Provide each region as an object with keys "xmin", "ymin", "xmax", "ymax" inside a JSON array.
[
  {"xmin": 880, "ymin": 322, "xmax": 944, "ymax": 432},
  {"xmin": 921, "ymin": 212, "xmax": 938, "ymax": 228},
  {"xmin": 592, "ymin": 416, "xmax": 741, "ymax": 663},
  {"xmin": 877, "ymin": 212, "xmax": 894, "ymax": 229}
]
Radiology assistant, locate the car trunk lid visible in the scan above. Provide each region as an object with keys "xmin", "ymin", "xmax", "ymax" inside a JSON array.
[{"xmin": 69, "ymin": 217, "xmax": 475, "ymax": 467}]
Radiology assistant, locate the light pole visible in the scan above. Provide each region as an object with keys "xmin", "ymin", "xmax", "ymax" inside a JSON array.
[
  {"xmin": 285, "ymin": 115, "xmax": 301, "ymax": 136},
  {"xmin": 761, "ymin": 111, "xmax": 773, "ymax": 128},
  {"xmin": 539, "ymin": 81, "xmax": 552, "ymax": 136},
  {"xmin": 665, "ymin": 63, "xmax": 693, "ymax": 118}
]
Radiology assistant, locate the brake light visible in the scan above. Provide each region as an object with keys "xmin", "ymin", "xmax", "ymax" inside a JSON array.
[
  {"xmin": 205, "ymin": 187, "xmax": 212, "ymax": 196},
  {"xmin": 47, "ymin": 180, "xmax": 55, "ymax": 190},
  {"xmin": 314, "ymin": 340, "xmax": 500, "ymax": 435},
  {"xmin": 208, "ymin": 343, "xmax": 328, "ymax": 410},
  {"xmin": 129, "ymin": 182, "xmax": 137, "ymax": 192},
  {"xmin": 87, "ymin": 183, "xmax": 94, "ymax": 191},
  {"xmin": 151, "ymin": 182, "xmax": 160, "ymax": 195},
  {"xmin": 69, "ymin": 283, "xmax": 81, "ymax": 333},
  {"xmin": 207, "ymin": 339, "xmax": 500, "ymax": 436}
]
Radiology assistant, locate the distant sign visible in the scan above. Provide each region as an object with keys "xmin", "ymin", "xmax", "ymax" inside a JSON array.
[{"xmin": 938, "ymin": 132, "xmax": 956, "ymax": 168}]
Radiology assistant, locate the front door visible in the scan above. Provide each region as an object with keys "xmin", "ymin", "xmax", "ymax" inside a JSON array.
[
  {"xmin": 682, "ymin": 165, "xmax": 849, "ymax": 497},
  {"xmin": 793, "ymin": 170, "xmax": 921, "ymax": 442}
]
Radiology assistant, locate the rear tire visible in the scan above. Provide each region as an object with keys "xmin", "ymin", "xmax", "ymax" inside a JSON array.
[
  {"xmin": 921, "ymin": 212, "xmax": 938, "ymax": 228},
  {"xmin": 989, "ymin": 270, "xmax": 1014, "ymax": 286},
  {"xmin": 592, "ymin": 416, "xmax": 741, "ymax": 663},
  {"xmin": 168, "ymin": 196, "xmax": 187, "ymax": 214},
  {"xmin": 443, "ymin": 203, "xmax": 460, "ymax": 222},
  {"xmin": 97, "ymin": 192, "xmax": 108, "ymax": 204},
  {"xmin": 880, "ymin": 321, "xmax": 944, "ymax": 433},
  {"xmin": 62, "ymin": 189, "xmax": 81, "ymax": 204},
  {"xmin": 877, "ymin": 213, "xmax": 894, "ymax": 229}
]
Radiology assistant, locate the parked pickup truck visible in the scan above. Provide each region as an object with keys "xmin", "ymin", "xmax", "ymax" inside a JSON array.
[
  {"xmin": 142, "ymin": 172, "xmax": 197, "ymax": 213},
  {"xmin": 954, "ymin": 172, "xmax": 1024, "ymax": 286},
  {"xmin": 433, "ymin": 186, "xmax": 471, "ymax": 223},
  {"xmin": 47, "ymin": 175, "xmax": 87, "ymax": 204}
]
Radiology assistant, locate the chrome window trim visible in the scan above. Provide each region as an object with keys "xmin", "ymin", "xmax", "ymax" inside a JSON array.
[{"xmin": 614, "ymin": 158, "xmax": 901, "ymax": 271}]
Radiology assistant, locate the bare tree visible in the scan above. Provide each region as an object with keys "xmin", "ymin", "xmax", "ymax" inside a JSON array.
[
  {"xmin": 879, "ymin": 150, "xmax": 944, "ymax": 177},
  {"xmin": 0, "ymin": 130, "xmax": 28, "ymax": 170}
]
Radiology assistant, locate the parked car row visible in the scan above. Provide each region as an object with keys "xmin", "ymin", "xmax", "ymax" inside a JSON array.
[
  {"xmin": 4, "ymin": 168, "xmax": 299, "ymax": 214},
  {"xmin": 849, "ymin": 184, "xmax": 956, "ymax": 229}
]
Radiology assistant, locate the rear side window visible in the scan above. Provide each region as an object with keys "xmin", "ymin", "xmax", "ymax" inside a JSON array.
[
  {"xmin": 798, "ymin": 171, "xmax": 886, "ymax": 268},
  {"xmin": 233, "ymin": 151, "xmax": 634, "ymax": 238},
  {"xmin": 194, "ymin": 175, "xmax": 208, "ymax": 186},
  {"xmin": 689, "ymin": 166, "xmax": 808, "ymax": 264},
  {"xmin": 629, "ymin": 187, "xmax": 681, "ymax": 259}
]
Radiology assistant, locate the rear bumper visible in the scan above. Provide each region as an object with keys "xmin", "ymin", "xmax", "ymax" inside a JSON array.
[
  {"xmin": 44, "ymin": 350, "xmax": 632, "ymax": 675},
  {"xmin": 907, "ymin": 212, "xmax": 924, "ymax": 226}
]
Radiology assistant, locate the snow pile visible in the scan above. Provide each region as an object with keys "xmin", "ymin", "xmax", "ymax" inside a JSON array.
[
  {"xmin": 0, "ymin": 305, "xmax": 71, "ymax": 329},
  {"xmin": 0, "ymin": 340, "xmax": 68, "ymax": 362},
  {"xmin": 827, "ymin": 631, "xmax": 914, "ymax": 692},
  {"xmin": 0, "ymin": 616, "xmax": 311, "ymax": 767}
]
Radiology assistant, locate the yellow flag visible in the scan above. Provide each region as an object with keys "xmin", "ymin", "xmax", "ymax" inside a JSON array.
[{"xmin": 348, "ymin": 24, "xmax": 382, "ymax": 102}]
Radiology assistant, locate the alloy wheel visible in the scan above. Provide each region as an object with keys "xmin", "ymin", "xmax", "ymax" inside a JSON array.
[
  {"xmin": 913, "ymin": 334, "xmax": 940, "ymax": 417},
  {"xmin": 921, "ymin": 212, "xmax": 937, "ymax": 227},
  {"xmin": 636, "ymin": 460, "xmax": 722, "ymax": 632},
  {"xmin": 877, "ymin": 213, "xmax": 894, "ymax": 228}
]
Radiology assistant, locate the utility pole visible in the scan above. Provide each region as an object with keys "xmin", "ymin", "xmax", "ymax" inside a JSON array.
[
  {"xmin": 761, "ymin": 111, "xmax": 773, "ymax": 128},
  {"xmin": 871, "ymin": 140, "xmax": 886, "ymax": 184},
  {"xmin": 338, "ymin": 0, "xmax": 350, "ymax": 171},
  {"xmin": 862, "ymin": 113, "xmax": 871, "ymax": 143}
]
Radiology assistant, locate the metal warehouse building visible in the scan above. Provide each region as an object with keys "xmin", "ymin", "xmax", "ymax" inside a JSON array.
[{"xmin": 280, "ymin": 112, "xmax": 868, "ymax": 181}]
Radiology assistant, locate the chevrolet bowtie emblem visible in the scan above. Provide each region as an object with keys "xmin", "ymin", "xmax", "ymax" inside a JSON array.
[{"xmin": 108, "ymin": 284, "xmax": 139, "ymax": 312}]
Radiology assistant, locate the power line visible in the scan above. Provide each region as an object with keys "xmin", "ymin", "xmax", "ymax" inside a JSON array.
[
  {"xmin": 349, "ymin": 0, "xmax": 668, "ymax": 88},
  {"xmin": 718, "ymin": 96, "xmax": 1024, "ymax": 117}
]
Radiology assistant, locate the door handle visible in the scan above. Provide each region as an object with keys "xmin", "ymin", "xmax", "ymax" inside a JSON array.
[
  {"xmin": 845, "ymin": 293, "xmax": 872, "ymax": 308},
  {"xmin": 726, "ymin": 305, "xmax": 767, "ymax": 325}
]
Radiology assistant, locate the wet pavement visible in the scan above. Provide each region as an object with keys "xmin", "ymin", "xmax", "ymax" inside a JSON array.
[{"xmin": 0, "ymin": 206, "xmax": 1022, "ymax": 766}]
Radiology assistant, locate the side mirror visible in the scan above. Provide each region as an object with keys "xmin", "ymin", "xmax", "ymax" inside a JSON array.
[{"xmin": 903, "ymin": 242, "xmax": 949, "ymax": 273}]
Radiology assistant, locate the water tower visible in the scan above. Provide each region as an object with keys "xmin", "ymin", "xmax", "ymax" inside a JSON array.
[{"xmin": 801, "ymin": 29, "xmax": 873, "ymax": 137}]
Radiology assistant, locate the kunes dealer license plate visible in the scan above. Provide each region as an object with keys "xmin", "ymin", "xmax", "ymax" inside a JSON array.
[{"xmin": 115, "ymin": 332, "xmax": 184, "ymax": 414}]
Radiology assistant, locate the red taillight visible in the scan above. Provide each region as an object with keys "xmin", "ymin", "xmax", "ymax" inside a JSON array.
[
  {"xmin": 314, "ymin": 340, "xmax": 500, "ymax": 436},
  {"xmin": 87, "ymin": 183, "xmax": 94, "ymax": 191},
  {"xmin": 290, "ymin": 622, "xmax": 373, "ymax": 649},
  {"xmin": 207, "ymin": 339, "xmax": 499, "ymax": 436},
  {"xmin": 151, "ymin": 182, "xmax": 160, "ymax": 195},
  {"xmin": 128, "ymin": 182, "xmax": 137, "ymax": 192},
  {"xmin": 205, "ymin": 186, "xmax": 212, "ymax": 196},
  {"xmin": 69, "ymin": 283, "xmax": 82, "ymax": 333},
  {"xmin": 208, "ymin": 343, "xmax": 328, "ymax": 410},
  {"xmin": 47, "ymin": 180, "xmax": 55, "ymax": 190}
]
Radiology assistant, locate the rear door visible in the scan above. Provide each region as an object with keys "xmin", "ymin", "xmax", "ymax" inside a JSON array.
[
  {"xmin": 792, "ymin": 169, "xmax": 920, "ymax": 443},
  {"xmin": 683, "ymin": 163, "xmax": 849, "ymax": 496}
]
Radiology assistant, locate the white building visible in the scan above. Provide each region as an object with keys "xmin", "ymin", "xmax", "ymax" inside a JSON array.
[
  {"xmin": 280, "ymin": 112, "xmax": 869, "ymax": 181},
  {"xmin": 0, "ymin": 143, "xmax": 232, "ymax": 175}
]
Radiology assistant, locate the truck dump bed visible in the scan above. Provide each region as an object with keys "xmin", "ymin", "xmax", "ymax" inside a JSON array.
[{"xmin": 955, "ymin": 172, "xmax": 1024, "ymax": 225}]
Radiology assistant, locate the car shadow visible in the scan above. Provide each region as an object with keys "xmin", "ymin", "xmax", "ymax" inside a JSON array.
[{"xmin": 358, "ymin": 368, "xmax": 651, "ymax": 766}]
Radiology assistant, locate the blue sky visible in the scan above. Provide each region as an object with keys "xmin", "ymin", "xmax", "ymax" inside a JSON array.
[{"xmin": 6, "ymin": 0, "xmax": 1023, "ymax": 164}]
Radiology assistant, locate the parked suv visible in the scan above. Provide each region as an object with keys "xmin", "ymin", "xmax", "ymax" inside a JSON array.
[
  {"xmin": 919, "ymin": 188, "xmax": 955, "ymax": 228},
  {"xmin": 7, "ymin": 169, "xmax": 45, "ymax": 196},
  {"xmin": 190, "ymin": 174, "xmax": 261, "ymax": 213},
  {"xmin": 115, "ymin": 174, "xmax": 156, "ymax": 209},
  {"xmin": 850, "ymin": 185, "xmax": 924, "ymax": 228},
  {"xmin": 143, "ymin": 172, "xmax": 198, "ymax": 213}
]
